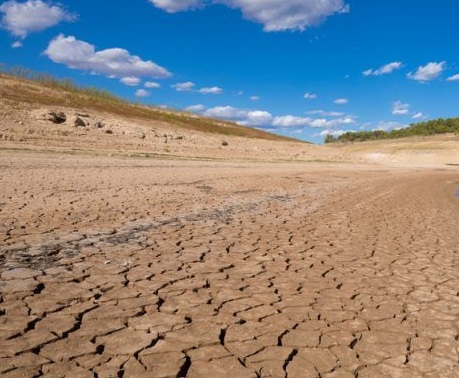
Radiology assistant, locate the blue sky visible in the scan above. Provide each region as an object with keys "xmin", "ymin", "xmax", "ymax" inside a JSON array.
[{"xmin": 1, "ymin": 0, "xmax": 459, "ymax": 143}]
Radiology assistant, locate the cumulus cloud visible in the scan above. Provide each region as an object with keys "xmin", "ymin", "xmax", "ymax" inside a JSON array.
[
  {"xmin": 412, "ymin": 112, "xmax": 423, "ymax": 120},
  {"xmin": 204, "ymin": 106, "xmax": 273, "ymax": 126},
  {"xmin": 363, "ymin": 61, "xmax": 403, "ymax": 76},
  {"xmin": 171, "ymin": 83, "xmax": 222, "ymax": 94},
  {"xmin": 0, "ymin": 0, "xmax": 75, "ymax": 38},
  {"xmin": 148, "ymin": 0, "xmax": 202, "ymax": 13},
  {"xmin": 149, "ymin": 0, "xmax": 349, "ymax": 31},
  {"xmin": 334, "ymin": 98, "xmax": 348, "ymax": 105},
  {"xmin": 135, "ymin": 89, "xmax": 150, "ymax": 97},
  {"xmin": 392, "ymin": 101, "xmax": 410, "ymax": 115},
  {"xmin": 446, "ymin": 74, "xmax": 459, "ymax": 82},
  {"xmin": 120, "ymin": 76, "xmax": 141, "ymax": 86},
  {"xmin": 273, "ymin": 115, "xmax": 312, "ymax": 128},
  {"xmin": 44, "ymin": 35, "xmax": 171, "ymax": 80},
  {"xmin": 184, "ymin": 103, "xmax": 356, "ymax": 131},
  {"xmin": 226, "ymin": 0, "xmax": 350, "ymax": 31},
  {"xmin": 199, "ymin": 86, "xmax": 223, "ymax": 94},
  {"xmin": 145, "ymin": 81, "xmax": 161, "ymax": 88},
  {"xmin": 250, "ymin": 96, "xmax": 260, "ymax": 101},
  {"xmin": 273, "ymin": 115, "xmax": 354, "ymax": 128},
  {"xmin": 306, "ymin": 110, "xmax": 345, "ymax": 117},
  {"xmin": 172, "ymin": 82, "xmax": 195, "ymax": 91},
  {"xmin": 304, "ymin": 92, "xmax": 317, "ymax": 99},
  {"xmin": 373, "ymin": 121, "xmax": 406, "ymax": 132},
  {"xmin": 313, "ymin": 117, "xmax": 354, "ymax": 128},
  {"xmin": 407, "ymin": 61, "xmax": 445, "ymax": 82},
  {"xmin": 11, "ymin": 40, "xmax": 22, "ymax": 48},
  {"xmin": 320, "ymin": 129, "xmax": 346, "ymax": 137},
  {"xmin": 185, "ymin": 104, "xmax": 206, "ymax": 113}
]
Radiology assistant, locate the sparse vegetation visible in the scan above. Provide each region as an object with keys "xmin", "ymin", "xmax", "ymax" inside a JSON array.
[
  {"xmin": 325, "ymin": 118, "xmax": 459, "ymax": 144},
  {"xmin": 0, "ymin": 65, "xmax": 300, "ymax": 142}
]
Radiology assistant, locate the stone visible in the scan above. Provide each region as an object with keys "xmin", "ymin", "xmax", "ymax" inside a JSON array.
[
  {"xmin": 47, "ymin": 111, "xmax": 66, "ymax": 124},
  {"xmin": 74, "ymin": 117, "xmax": 86, "ymax": 127}
]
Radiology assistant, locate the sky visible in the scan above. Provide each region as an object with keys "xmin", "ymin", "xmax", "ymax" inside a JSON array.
[{"xmin": 1, "ymin": 0, "xmax": 459, "ymax": 143}]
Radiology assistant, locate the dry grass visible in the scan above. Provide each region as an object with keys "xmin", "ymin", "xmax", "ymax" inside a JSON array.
[{"xmin": 0, "ymin": 67, "xmax": 302, "ymax": 142}]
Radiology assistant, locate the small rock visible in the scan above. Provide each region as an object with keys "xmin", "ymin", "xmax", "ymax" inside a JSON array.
[
  {"xmin": 93, "ymin": 121, "xmax": 104, "ymax": 129},
  {"xmin": 105, "ymin": 129, "xmax": 113, "ymax": 134},
  {"xmin": 74, "ymin": 117, "xmax": 86, "ymax": 127},
  {"xmin": 222, "ymin": 140, "xmax": 229, "ymax": 146},
  {"xmin": 48, "ymin": 112, "xmax": 66, "ymax": 124}
]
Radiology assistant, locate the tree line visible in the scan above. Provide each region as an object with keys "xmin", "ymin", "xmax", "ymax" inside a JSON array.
[{"xmin": 324, "ymin": 117, "xmax": 459, "ymax": 144}]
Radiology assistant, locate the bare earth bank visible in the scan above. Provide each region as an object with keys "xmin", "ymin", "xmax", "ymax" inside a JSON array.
[{"xmin": 1, "ymin": 151, "xmax": 459, "ymax": 377}]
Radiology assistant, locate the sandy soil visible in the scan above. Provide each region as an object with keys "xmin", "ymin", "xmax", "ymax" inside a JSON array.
[{"xmin": 1, "ymin": 90, "xmax": 459, "ymax": 376}]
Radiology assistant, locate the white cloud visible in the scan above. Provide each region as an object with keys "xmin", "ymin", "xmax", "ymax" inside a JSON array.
[
  {"xmin": 313, "ymin": 117, "xmax": 354, "ymax": 128},
  {"xmin": 250, "ymin": 96, "xmax": 260, "ymax": 101},
  {"xmin": 44, "ymin": 35, "xmax": 171, "ymax": 79},
  {"xmin": 446, "ymin": 74, "xmax": 459, "ymax": 82},
  {"xmin": 185, "ymin": 104, "xmax": 205, "ymax": 113},
  {"xmin": 320, "ymin": 129, "xmax": 346, "ymax": 137},
  {"xmin": 273, "ymin": 115, "xmax": 354, "ymax": 128},
  {"xmin": 412, "ymin": 112, "xmax": 423, "ymax": 120},
  {"xmin": 373, "ymin": 121, "xmax": 406, "ymax": 132},
  {"xmin": 172, "ymin": 81, "xmax": 195, "ymax": 91},
  {"xmin": 0, "ymin": 0, "xmax": 75, "ymax": 38},
  {"xmin": 334, "ymin": 98, "xmax": 348, "ymax": 105},
  {"xmin": 242, "ymin": 110, "xmax": 273, "ymax": 126},
  {"xmin": 120, "ymin": 76, "xmax": 141, "ymax": 86},
  {"xmin": 199, "ymin": 86, "xmax": 223, "ymax": 95},
  {"xmin": 188, "ymin": 103, "xmax": 355, "ymax": 130},
  {"xmin": 407, "ymin": 61, "xmax": 445, "ymax": 82},
  {"xmin": 135, "ymin": 89, "xmax": 150, "ymax": 97},
  {"xmin": 149, "ymin": 0, "xmax": 349, "ymax": 32},
  {"xmin": 392, "ymin": 101, "xmax": 410, "ymax": 115},
  {"xmin": 145, "ymin": 81, "xmax": 161, "ymax": 88},
  {"xmin": 306, "ymin": 110, "xmax": 345, "ymax": 117},
  {"xmin": 148, "ymin": 0, "xmax": 202, "ymax": 13},
  {"xmin": 304, "ymin": 92, "xmax": 317, "ymax": 99},
  {"xmin": 363, "ymin": 61, "xmax": 403, "ymax": 76},
  {"xmin": 204, "ymin": 106, "xmax": 273, "ymax": 126},
  {"xmin": 273, "ymin": 115, "xmax": 312, "ymax": 127},
  {"xmin": 11, "ymin": 40, "xmax": 22, "ymax": 48}
]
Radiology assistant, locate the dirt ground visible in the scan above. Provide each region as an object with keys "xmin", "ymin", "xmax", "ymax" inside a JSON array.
[
  {"xmin": 1, "ymin": 85, "xmax": 459, "ymax": 377},
  {"xmin": 1, "ymin": 149, "xmax": 459, "ymax": 377}
]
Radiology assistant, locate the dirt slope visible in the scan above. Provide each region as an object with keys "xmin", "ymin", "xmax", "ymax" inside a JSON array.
[
  {"xmin": 334, "ymin": 134, "xmax": 459, "ymax": 167},
  {"xmin": 0, "ymin": 74, "xmax": 351, "ymax": 163}
]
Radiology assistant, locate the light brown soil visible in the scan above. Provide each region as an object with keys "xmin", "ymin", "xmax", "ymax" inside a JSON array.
[{"xmin": 1, "ymin": 81, "xmax": 459, "ymax": 377}]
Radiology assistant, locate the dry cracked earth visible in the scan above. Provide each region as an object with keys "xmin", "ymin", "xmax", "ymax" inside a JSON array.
[{"xmin": 1, "ymin": 152, "xmax": 459, "ymax": 377}]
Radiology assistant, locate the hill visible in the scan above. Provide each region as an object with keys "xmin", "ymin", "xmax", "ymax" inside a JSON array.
[
  {"xmin": 0, "ymin": 69, "xmax": 348, "ymax": 163},
  {"xmin": 325, "ymin": 117, "xmax": 459, "ymax": 144},
  {"xmin": 0, "ymin": 68, "xmax": 296, "ymax": 142}
]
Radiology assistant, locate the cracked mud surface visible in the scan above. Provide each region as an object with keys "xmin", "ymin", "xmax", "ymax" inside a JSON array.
[{"xmin": 1, "ymin": 152, "xmax": 459, "ymax": 377}]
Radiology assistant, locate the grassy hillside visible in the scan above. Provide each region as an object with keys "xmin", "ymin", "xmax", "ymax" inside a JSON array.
[
  {"xmin": 325, "ymin": 117, "xmax": 459, "ymax": 143},
  {"xmin": 0, "ymin": 66, "xmax": 300, "ymax": 142}
]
